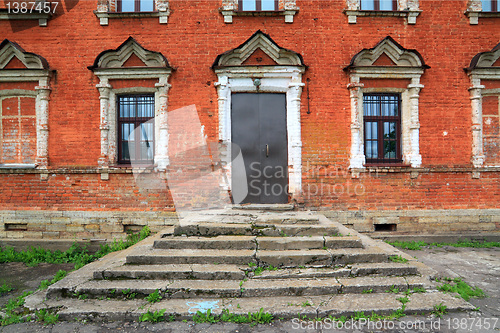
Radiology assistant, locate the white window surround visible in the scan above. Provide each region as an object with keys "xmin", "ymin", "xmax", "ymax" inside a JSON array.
[
  {"xmin": 220, "ymin": 0, "xmax": 298, "ymax": 23},
  {"xmin": 89, "ymin": 37, "xmax": 172, "ymax": 177},
  {"xmin": 465, "ymin": 0, "xmax": 500, "ymax": 24},
  {"xmin": 0, "ymin": 39, "xmax": 51, "ymax": 170},
  {"xmin": 466, "ymin": 42, "xmax": 500, "ymax": 168},
  {"xmin": 213, "ymin": 31, "xmax": 305, "ymax": 198},
  {"xmin": 345, "ymin": 0, "xmax": 421, "ymax": 24},
  {"xmin": 345, "ymin": 36, "xmax": 428, "ymax": 171},
  {"xmin": 94, "ymin": 0, "xmax": 170, "ymax": 25}
]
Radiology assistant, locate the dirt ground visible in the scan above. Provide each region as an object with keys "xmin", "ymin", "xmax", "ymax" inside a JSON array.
[{"xmin": 0, "ymin": 246, "xmax": 498, "ymax": 332}]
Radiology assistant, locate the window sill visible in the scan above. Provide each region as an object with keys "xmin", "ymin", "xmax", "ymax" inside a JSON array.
[
  {"xmin": 0, "ymin": 163, "xmax": 37, "ymax": 170},
  {"xmin": 344, "ymin": 9, "xmax": 421, "ymax": 24},
  {"xmin": 465, "ymin": 10, "xmax": 500, "ymax": 24},
  {"xmin": 221, "ymin": 8, "xmax": 297, "ymax": 23},
  {"xmin": 94, "ymin": 9, "xmax": 170, "ymax": 25},
  {"xmin": 0, "ymin": 10, "xmax": 51, "ymax": 26}
]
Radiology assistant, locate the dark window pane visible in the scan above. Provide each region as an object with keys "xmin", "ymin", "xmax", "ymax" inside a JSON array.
[
  {"xmin": 118, "ymin": 95, "xmax": 154, "ymax": 163},
  {"xmin": 384, "ymin": 141, "xmax": 396, "ymax": 159}
]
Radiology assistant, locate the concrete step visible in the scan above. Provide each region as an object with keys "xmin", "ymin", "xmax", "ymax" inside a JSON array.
[
  {"xmin": 256, "ymin": 249, "xmax": 388, "ymax": 267},
  {"xmin": 126, "ymin": 249, "xmax": 256, "ymax": 265},
  {"xmin": 154, "ymin": 236, "xmax": 256, "ymax": 250},
  {"xmin": 174, "ymin": 223, "xmax": 339, "ymax": 237},
  {"xmin": 49, "ymin": 292, "xmax": 474, "ymax": 322},
  {"xmin": 58, "ymin": 275, "xmax": 425, "ymax": 300},
  {"xmin": 153, "ymin": 235, "xmax": 362, "ymax": 251},
  {"xmin": 350, "ymin": 262, "xmax": 419, "ymax": 277},
  {"xmin": 232, "ymin": 204, "xmax": 295, "ymax": 211},
  {"xmin": 94, "ymin": 264, "xmax": 246, "ymax": 280}
]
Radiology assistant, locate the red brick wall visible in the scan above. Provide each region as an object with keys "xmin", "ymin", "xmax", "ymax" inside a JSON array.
[{"xmin": 0, "ymin": 0, "xmax": 499, "ymax": 212}]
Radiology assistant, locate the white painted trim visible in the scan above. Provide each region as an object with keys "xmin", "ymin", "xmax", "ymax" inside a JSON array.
[
  {"xmin": 94, "ymin": 74, "xmax": 171, "ymax": 172},
  {"xmin": 215, "ymin": 66, "xmax": 305, "ymax": 199},
  {"xmin": 0, "ymin": 77, "xmax": 51, "ymax": 170}
]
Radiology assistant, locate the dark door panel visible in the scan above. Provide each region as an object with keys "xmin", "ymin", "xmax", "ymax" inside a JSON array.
[{"xmin": 231, "ymin": 93, "xmax": 288, "ymax": 204}]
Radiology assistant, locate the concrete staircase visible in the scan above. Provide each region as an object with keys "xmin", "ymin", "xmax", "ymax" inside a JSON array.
[{"xmin": 26, "ymin": 207, "xmax": 474, "ymax": 321}]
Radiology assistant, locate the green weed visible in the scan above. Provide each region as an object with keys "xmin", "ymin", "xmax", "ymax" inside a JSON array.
[
  {"xmin": 35, "ymin": 309, "xmax": 59, "ymax": 325},
  {"xmin": 139, "ymin": 309, "xmax": 167, "ymax": 323},
  {"xmin": 437, "ymin": 277, "xmax": 486, "ymax": 301},
  {"xmin": 431, "ymin": 303, "xmax": 448, "ymax": 318},
  {"xmin": 145, "ymin": 289, "xmax": 162, "ymax": 304},
  {"xmin": 389, "ymin": 255, "xmax": 408, "ymax": 263},
  {"xmin": 0, "ymin": 283, "xmax": 13, "ymax": 295}
]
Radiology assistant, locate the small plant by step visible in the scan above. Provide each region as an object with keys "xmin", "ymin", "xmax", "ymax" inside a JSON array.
[
  {"xmin": 35, "ymin": 309, "xmax": 59, "ymax": 325},
  {"xmin": 192, "ymin": 308, "xmax": 273, "ymax": 326},
  {"xmin": 145, "ymin": 289, "xmax": 162, "ymax": 304},
  {"xmin": 436, "ymin": 277, "xmax": 486, "ymax": 301},
  {"xmin": 139, "ymin": 309, "xmax": 174, "ymax": 323},
  {"xmin": 431, "ymin": 303, "xmax": 448, "ymax": 318},
  {"xmin": 0, "ymin": 283, "xmax": 13, "ymax": 295},
  {"xmin": 388, "ymin": 255, "xmax": 408, "ymax": 263}
]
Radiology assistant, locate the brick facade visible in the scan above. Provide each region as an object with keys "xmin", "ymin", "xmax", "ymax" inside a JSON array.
[{"xmin": 0, "ymin": 0, "xmax": 499, "ymax": 239}]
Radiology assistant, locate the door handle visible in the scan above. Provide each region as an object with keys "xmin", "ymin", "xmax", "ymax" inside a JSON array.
[{"xmin": 266, "ymin": 144, "xmax": 269, "ymax": 157}]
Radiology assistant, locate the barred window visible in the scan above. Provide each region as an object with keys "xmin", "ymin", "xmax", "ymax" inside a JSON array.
[
  {"xmin": 363, "ymin": 93, "xmax": 402, "ymax": 164},
  {"xmin": 117, "ymin": 95, "xmax": 154, "ymax": 164}
]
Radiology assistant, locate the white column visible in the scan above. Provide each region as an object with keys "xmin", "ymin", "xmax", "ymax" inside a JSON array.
[
  {"xmin": 35, "ymin": 80, "xmax": 51, "ymax": 168},
  {"xmin": 97, "ymin": 79, "xmax": 112, "ymax": 168},
  {"xmin": 407, "ymin": 78, "xmax": 424, "ymax": 167},
  {"xmin": 288, "ymin": 76, "xmax": 304, "ymax": 196},
  {"xmin": 215, "ymin": 75, "xmax": 231, "ymax": 190},
  {"xmin": 348, "ymin": 77, "xmax": 365, "ymax": 169},
  {"xmin": 155, "ymin": 76, "xmax": 171, "ymax": 170},
  {"xmin": 469, "ymin": 76, "xmax": 485, "ymax": 167}
]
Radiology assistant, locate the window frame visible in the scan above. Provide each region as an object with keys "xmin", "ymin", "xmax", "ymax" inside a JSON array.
[
  {"xmin": 360, "ymin": 0, "xmax": 397, "ymax": 11},
  {"xmin": 116, "ymin": 0, "xmax": 155, "ymax": 13},
  {"xmin": 363, "ymin": 93, "xmax": 402, "ymax": 164},
  {"xmin": 117, "ymin": 94, "xmax": 155, "ymax": 165},
  {"xmin": 237, "ymin": 0, "xmax": 279, "ymax": 12}
]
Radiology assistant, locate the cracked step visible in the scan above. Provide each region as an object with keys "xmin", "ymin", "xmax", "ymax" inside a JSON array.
[
  {"xmin": 241, "ymin": 278, "xmax": 341, "ymax": 297},
  {"xmin": 350, "ymin": 262, "xmax": 419, "ymax": 277},
  {"xmin": 337, "ymin": 276, "xmax": 425, "ymax": 294},
  {"xmin": 126, "ymin": 249, "xmax": 256, "ymax": 265},
  {"xmin": 154, "ymin": 236, "xmax": 256, "ymax": 250},
  {"xmin": 256, "ymin": 249, "xmax": 388, "ymax": 267},
  {"xmin": 94, "ymin": 264, "xmax": 246, "ymax": 280},
  {"xmin": 175, "ymin": 223, "xmax": 339, "ymax": 237},
  {"xmin": 51, "ymin": 292, "xmax": 475, "ymax": 322}
]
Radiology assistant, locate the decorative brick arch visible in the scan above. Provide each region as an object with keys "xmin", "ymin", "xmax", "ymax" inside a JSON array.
[
  {"xmin": 345, "ymin": 36, "xmax": 429, "ymax": 170},
  {"xmin": 89, "ymin": 37, "xmax": 173, "ymax": 176},
  {"xmin": 213, "ymin": 31, "xmax": 306, "ymax": 198},
  {"xmin": 0, "ymin": 39, "xmax": 51, "ymax": 170},
  {"xmin": 466, "ymin": 43, "xmax": 500, "ymax": 168}
]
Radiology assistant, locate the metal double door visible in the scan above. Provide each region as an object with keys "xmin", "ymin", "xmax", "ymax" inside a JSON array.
[{"xmin": 231, "ymin": 93, "xmax": 288, "ymax": 204}]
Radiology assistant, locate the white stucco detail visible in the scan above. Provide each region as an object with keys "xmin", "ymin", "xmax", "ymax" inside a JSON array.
[
  {"xmin": 0, "ymin": 40, "xmax": 51, "ymax": 170},
  {"xmin": 215, "ymin": 66, "xmax": 305, "ymax": 198},
  {"xmin": 346, "ymin": 37, "xmax": 427, "ymax": 170},
  {"xmin": 90, "ymin": 38, "xmax": 172, "ymax": 173},
  {"xmin": 345, "ymin": 0, "xmax": 421, "ymax": 24},
  {"xmin": 467, "ymin": 43, "xmax": 500, "ymax": 167}
]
